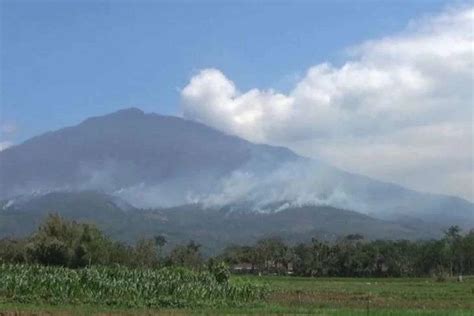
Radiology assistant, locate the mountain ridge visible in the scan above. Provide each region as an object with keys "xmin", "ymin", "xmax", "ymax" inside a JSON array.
[
  {"xmin": 0, "ymin": 190, "xmax": 439, "ymax": 255},
  {"xmin": 0, "ymin": 108, "xmax": 472, "ymax": 234}
]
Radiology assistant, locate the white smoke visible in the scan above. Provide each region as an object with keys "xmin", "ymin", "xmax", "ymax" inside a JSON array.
[{"xmin": 111, "ymin": 159, "xmax": 368, "ymax": 213}]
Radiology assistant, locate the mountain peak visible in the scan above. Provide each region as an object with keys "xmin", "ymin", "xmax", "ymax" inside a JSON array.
[
  {"xmin": 79, "ymin": 107, "xmax": 146, "ymax": 126},
  {"xmin": 109, "ymin": 107, "xmax": 145, "ymax": 117}
]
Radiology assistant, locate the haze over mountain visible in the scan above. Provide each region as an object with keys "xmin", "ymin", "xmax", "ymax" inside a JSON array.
[
  {"xmin": 0, "ymin": 191, "xmax": 437, "ymax": 255},
  {"xmin": 0, "ymin": 108, "xmax": 298, "ymax": 206},
  {"xmin": 0, "ymin": 108, "xmax": 473, "ymax": 239}
]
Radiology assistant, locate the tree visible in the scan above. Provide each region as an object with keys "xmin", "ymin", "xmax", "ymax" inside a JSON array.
[
  {"xmin": 26, "ymin": 214, "xmax": 112, "ymax": 267},
  {"xmin": 293, "ymin": 243, "xmax": 313, "ymax": 276},
  {"xmin": 168, "ymin": 240, "xmax": 203, "ymax": 270},
  {"xmin": 154, "ymin": 235, "xmax": 167, "ymax": 248},
  {"xmin": 154, "ymin": 234, "xmax": 167, "ymax": 260},
  {"xmin": 132, "ymin": 238, "xmax": 160, "ymax": 268},
  {"xmin": 0, "ymin": 238, "xmax": 28, "ymax": 263},
  {"xmin": 255, "ymin": 237, "xmax": 289, "ymax": 274},
  {"xmin": 444, "ymin": 225, "xmax": 463, "ymax": 276},
  {"xmin": 461, "ymin": 230, "xmax": 474, "ymax": 274},
  {"xmin": 26, "ymin": 214, "xmax": 81, "ymax": 266}
]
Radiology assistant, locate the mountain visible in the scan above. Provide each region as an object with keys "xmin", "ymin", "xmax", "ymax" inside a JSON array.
[
  {"xmin": 0, "ymin": 108, "xmax": 297, "ymax": 207},
  {"xmin": 0, "ymin": 191, "xmax": 134, "ymax": 238},
  {"xmin": 0, "ymin": 191, "xmax": 437, "ymax": 255},
  {"xmin": 0, "ymin": 108, "xmax": 472, "ymax": 237}
]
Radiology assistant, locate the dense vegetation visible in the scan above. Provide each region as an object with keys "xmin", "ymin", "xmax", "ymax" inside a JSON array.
[
  {"xmin": 0, "ymin": 215, "xmax": 473, "ymax": 314},
  {"xmin": 219, "ymin": 230, "xmax": 474, "ymax": 278},
  {"xmin": 0, "ymin": 214, "xmax": 203, "ymax": 269},
  {"xmin": 1, "ymin": 274, "xmax": 473, "ymax": 314},
  {"xmin": 0, "ymin": 264, "xmax": 267, "ymax": 308},
  {"xmin": 1, "ymin": 214, "xmax": 473, "ymax": 279},
  {"xmin": 0, "ymin": 215, "xmax": 272, "ymax": 309},
  {"xmin": 0, "ymin": 191, "xmax": 440, "ymax": 254}
]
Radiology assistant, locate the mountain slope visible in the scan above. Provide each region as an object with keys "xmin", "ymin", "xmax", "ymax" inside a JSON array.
[
  {"xmin": 0, "ymin": 108, "xmax": 297, "ymax": 206},
  {"xmin": 0, "ymin": 191, "xmax": 134, "ymax": 238},
  {"xmin": 0, "ymin": 191, "xmax": 437, "ymax": 255},
  {"xmin": 0, "ymin": 108, "xmax": 472, "ymax": 229}
]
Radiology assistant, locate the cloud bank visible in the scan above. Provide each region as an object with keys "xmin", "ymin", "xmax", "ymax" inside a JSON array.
[{"xmin": 181, "ymin": 6, "xmax": 474, "ymax": 201}]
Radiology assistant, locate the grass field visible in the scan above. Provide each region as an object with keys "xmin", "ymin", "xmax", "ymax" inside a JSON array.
[
  {"xmin": 1, "ymin": 272, "xmax": 473, "ymax": 315},
  {"xmin": 242, "ymin": 275, "xmax": 474, "ymax": 315}
]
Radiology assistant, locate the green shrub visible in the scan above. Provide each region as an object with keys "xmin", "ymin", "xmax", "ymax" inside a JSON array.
[
  {"xmin": 0, "ymin": 264, "xmax": 268, "ymax": 308},
  {"xmin": 209, "ymin": 260, "xmax": 230, "ymax": 284}
]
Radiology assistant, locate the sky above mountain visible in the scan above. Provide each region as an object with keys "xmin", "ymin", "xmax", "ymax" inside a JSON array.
[{"xmin": 1, "ymin": 0, "xmax": 472, "ymax": 201}]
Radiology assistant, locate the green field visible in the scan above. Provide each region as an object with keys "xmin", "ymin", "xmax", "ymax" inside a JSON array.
[
  {"xmin": 242, "ymin": 275, "xmax": 474, "ymax": 315},
  {"xmin": 1, "ymin": 266, "xmax": 473, "ymax": 315}
]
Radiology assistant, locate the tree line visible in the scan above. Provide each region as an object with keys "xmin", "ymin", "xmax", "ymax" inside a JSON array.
[
  {"xmin": 1, "ymin": 214, "xmax": 473, "ymax": 278},
  {"xmin": 218, "ymin": 229, "xmax": 474, "ymax": 278},
  {"xmin": 0, "ymin": 214, "xmax": 203, "ymax": 270}
]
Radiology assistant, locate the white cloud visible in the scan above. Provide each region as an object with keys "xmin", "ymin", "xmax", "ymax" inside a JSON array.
[
  {"xmin": 299, "ymin": 122, "xmax": 473, "ymax": 200},
  {"xmin": 181, "ymin": 6, "xmax": 474, "ymax": 201}
]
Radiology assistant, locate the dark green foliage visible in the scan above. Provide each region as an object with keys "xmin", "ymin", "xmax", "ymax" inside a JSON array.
[
  {"xmin": 130, "ymin": 238, "xmax": 160, "ymax": 268},
  {"xmin": 208, "ymin": 259, "xmax": 231, "ymax": 284},
  {"xmin": 0, "ymin": 192, "xmax": 445, "ymax": 254},
  {"xmin": 219, "ymin": 226, "xmax": 474, "ymax": 278},
  {"xmin": 0, "ymin": 264, "xmax": 268, "ymax": 308},
  {"xmin": 0, "ymin": 214, "xmax": 166, "ymax": 269},
  {"xmin": 1, "ymin": 216, "xmax": 473, "ymax": 279},
  {"xmin": 25, "ymin": 214, "xmax": 113, "ymax": 267},
  {"xmin": 0, "ymin": 238, "xmax": 28, "ymax": 263},
  {"xmin": 167, "ymin": 241, "xmax": 204, "ymax": 269}
]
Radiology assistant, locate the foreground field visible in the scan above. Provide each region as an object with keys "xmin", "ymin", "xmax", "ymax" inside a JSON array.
[
  {"xmin": 248, "ymin": 275, "xmax": 474, "ymax": 314},
  {"xmin": 0, "ymin": 264, "xmax": 267, "ymax": 309},
  {"xmin": 1, "ymin": 269, "xmax": 473, "ymax": 315}
]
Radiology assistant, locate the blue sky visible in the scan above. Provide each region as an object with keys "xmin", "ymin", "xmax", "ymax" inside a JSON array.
[{"xmin": 1, "ymin": 0, "xmax": 454, "ymax": 143}]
